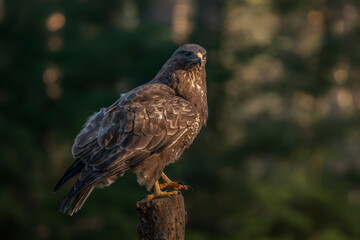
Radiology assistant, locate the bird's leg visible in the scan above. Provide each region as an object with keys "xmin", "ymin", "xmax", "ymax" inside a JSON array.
[
  {"xmin": 160, "ymin": 172, "xmax": 172, "ymax": 183},
  {"xmin": 159, "ymin": 172, "xmax": 191, "ymax": 191},
  {"xmin": 146, "ymin": 181, "xmax": 178, "ymax": 201}
]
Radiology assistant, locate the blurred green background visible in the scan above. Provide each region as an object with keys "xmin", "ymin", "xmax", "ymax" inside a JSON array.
[{"xmin": 1, "ymin": 0, "xmax": 360, "ymax": 239}]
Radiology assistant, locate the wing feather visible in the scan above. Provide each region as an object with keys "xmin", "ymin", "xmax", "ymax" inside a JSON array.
[{"xmin": 63, "ymin": 83, "xmax": 197, "ymax": 211}]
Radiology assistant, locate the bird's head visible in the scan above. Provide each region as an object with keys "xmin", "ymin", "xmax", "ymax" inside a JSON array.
[
  {"xmin": 153, "ymin": 43, "xmax": 208, "ymax": 123},
  {"xmin": 171, "ymin": 44, "xmax": 207, "ymax": 70}
]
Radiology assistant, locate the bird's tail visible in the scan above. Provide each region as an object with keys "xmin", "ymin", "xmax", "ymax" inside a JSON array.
[
  {"xmin": 53, "ymin": 159, "xmax": 84, "ymax": 192},
  {"xmin": 58, "ymin": 168, "xmax": 126, "ymax": 215},
  {"xmin": 59, "ymin": 185, "xmax": 95, "ymax": 216},
  {"xmin": 56, "ymin": 153, "xmax": 136, "ymax": 215}
]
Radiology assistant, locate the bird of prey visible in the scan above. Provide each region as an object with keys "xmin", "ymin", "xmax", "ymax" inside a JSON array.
[{"xmin": 54, "ymin": 44, "xmax": 208, "ymax": 215}]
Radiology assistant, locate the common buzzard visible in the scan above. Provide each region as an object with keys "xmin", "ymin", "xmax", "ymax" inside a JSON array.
[{"xmin": 54, "ymin": 44, "xmax": 208, "ymax": 215}]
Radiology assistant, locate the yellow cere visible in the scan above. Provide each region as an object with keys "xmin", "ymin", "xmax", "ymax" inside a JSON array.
[{"xmin": 197, "ymin": 52, "xmax": 203, "ymax": 59}]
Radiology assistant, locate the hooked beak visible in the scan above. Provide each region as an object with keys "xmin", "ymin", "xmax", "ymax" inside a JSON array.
[{"xmin": 194, "ymin": 52, "xmax": 203, "ymax": 66}]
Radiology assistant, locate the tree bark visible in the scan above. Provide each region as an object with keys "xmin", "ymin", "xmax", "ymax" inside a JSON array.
[{"xmin": 136, "ymin": 193, "xmax": 186, "ymax": 240}]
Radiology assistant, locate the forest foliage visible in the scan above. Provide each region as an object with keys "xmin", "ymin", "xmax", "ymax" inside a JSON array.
[{"xmin": 1, "ymin": 0, "xmax": 360, "ymax": 239}]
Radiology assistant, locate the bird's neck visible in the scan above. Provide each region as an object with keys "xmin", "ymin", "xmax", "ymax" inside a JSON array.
[{"xmin": 156, "ymin": 66, "xmax": 208, "ymax": 126}]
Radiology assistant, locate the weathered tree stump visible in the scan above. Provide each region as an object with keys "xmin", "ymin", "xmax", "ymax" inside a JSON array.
[{"xmin": 136, "ymin": 193, "xmax": 186, "ymax": 240}]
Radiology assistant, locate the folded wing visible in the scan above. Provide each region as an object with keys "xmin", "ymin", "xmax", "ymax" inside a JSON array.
[{"xmin": 58, "ymin": 83, "xmax": 197, "ymax": 214}]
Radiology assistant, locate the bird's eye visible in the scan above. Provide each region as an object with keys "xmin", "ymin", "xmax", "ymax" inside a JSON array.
[{"xmin": 183, "ymin": 51, "xmax": 192, "ymax": 57}]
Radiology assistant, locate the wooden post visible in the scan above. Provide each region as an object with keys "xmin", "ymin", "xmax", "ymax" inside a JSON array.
[{"xmin": 136, "ymin": 193, "xmax": 186, "ymax": 240}]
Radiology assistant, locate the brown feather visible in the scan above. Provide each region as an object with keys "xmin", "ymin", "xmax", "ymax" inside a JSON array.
[{"xmin": 55, "ymin": 44, "xmax": 208, "ymax": 215}]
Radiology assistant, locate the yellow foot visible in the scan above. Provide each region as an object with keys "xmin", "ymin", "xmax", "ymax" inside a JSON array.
[
  {"xmin": 159, "ymin": 182, "xmax": 191, "ymax": 191},
  {"xmin": 146, "ymin": 190, "xmax": 178, "ymax": 201},
  {"xmin": 146, "ymin": 181, "xmax": 179, "ymax": 201}
]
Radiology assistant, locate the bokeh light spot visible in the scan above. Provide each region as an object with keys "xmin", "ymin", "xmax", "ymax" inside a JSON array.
[
  {"xmin": 332, "ymin": 20, "xmax": 345, "ymax": 35},
  {"xmin": 337, "ymin": 88, "xmax": 353, "ymax": 112},
  {"xmin": 333, "ymin": 64, "xmax": 349, "ymax": 85},
  {"xmin": 46, "ymin": 13, "xmax": 66, "ymax": 32},
  {"xmin": 46, "ymin": 83, "xmax": 62, "ymax": 99},
  {"xmin": 43, "ymin": 66, "xmax": 61, "ymax": 85},
  {"xmin": 307, "ymin": 10, "xmax": 324, "ymax": 29}
]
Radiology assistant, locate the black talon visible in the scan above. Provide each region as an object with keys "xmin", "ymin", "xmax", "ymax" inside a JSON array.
[{"xmin": 177, "ymin": 182, "xmax": 193, "ymax": 190}]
